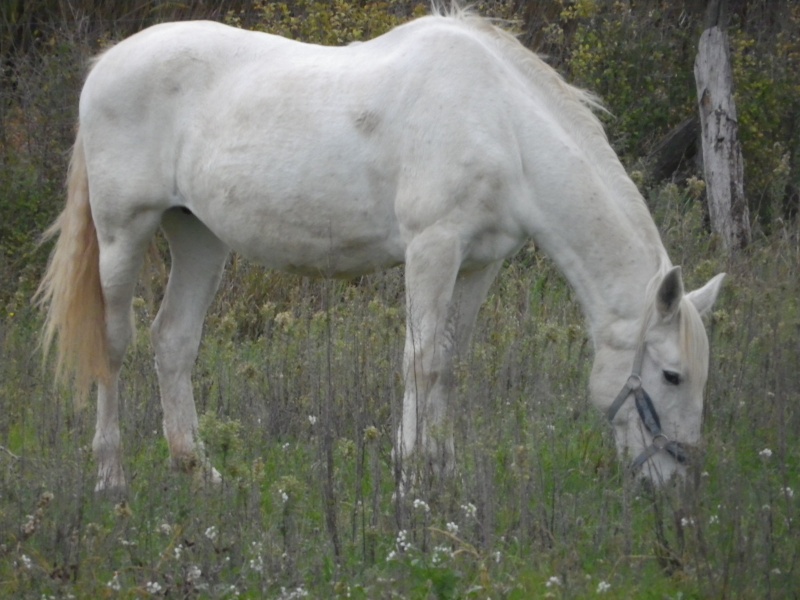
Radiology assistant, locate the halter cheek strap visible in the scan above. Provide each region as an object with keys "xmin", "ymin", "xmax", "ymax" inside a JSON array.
[{"xmin": 605, "ymin": 344, "xmax": 691, "ymax": 472}]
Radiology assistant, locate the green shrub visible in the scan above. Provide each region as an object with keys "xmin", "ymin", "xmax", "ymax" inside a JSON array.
[
  {"xmin": 226, "ymin": 0, "xmax": 425, "ymax": 44},
  {"xmin": 731, "ymin": 22, "xmax": 800, "ymax": 226},
  {"xmin": 563, "ymin": 1, "xmax": 698, "ymax": 159}
]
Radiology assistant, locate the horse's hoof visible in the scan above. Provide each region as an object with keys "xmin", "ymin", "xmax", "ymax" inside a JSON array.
[
  {"xmin": 94, "ymin": 471, "xmax": 127, "ymax": 497},
  {"xmin": 193, "ymin": 464, "xmax": 222, "ymax": 487}
]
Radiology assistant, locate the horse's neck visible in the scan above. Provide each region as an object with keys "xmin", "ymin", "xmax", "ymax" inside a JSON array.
[
  {"xmin": 553, "ymin": 222, "xmax": 666, "ymax": 349},
  {"xmin": 525, "ymin": 157, "xmax": 668, "ymax": 345}
]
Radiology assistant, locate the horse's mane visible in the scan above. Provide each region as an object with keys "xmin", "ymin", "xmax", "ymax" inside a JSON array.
[{"xmin": 433, "ymin": 2, "xmax": 665, "ymax": 257}]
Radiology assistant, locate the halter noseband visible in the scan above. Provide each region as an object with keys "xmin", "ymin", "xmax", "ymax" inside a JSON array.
[{"xmin": 605, "ymin": 343, "xmax": 691, "ymax": 472}]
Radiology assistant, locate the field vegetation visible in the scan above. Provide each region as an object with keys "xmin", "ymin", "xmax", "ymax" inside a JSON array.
[{"xmin": 1, "ymin": 1, "xmax": 799, "ymax": 597}]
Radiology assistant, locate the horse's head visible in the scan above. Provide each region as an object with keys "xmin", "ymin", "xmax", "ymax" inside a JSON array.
[{"xmin": 591, "ymin": 267, "xmax": 725, "ymax": 485}]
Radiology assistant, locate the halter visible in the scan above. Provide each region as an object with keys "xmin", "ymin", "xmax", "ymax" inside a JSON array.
[{"xmin": 605, "ymin": 342, "xmax": 691, "ymax": 472}]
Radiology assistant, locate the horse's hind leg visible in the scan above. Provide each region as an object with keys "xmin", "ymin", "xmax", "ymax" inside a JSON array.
[
  {"xmin": 150, "ymin": 208, "xmax": 228, "ymax": 480},
  {"xmin": 94, "ymin": 212, "xmax": 162, "ymax": 493}
]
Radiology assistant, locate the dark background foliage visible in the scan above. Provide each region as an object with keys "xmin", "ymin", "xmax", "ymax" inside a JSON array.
[{"xmin": 2, "ymin": 0, "xmax": 799, "ymax": 310}]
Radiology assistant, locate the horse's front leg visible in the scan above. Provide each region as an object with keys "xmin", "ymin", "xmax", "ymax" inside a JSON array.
[{"xmin": 397, "ymin": 228, "xmax": 462, "ymax": 488}]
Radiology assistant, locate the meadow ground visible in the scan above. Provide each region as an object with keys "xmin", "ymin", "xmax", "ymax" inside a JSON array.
[{"xmin": 1, "ymin": 191, "xmax": 798, "ymax": 598}]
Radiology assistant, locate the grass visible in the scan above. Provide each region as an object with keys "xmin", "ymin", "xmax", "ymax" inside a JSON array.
[{"xmin": 1, "ymin": 190, "xmax": 799, "ymax": 599}]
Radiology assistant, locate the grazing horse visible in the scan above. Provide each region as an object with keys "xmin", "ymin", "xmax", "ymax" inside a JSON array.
[{"xmin": 35, "ymin": 6, "xmax": 724, "ymax": 493}]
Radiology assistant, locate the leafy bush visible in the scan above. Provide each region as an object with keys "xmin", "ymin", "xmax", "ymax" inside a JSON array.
[
  {"xmin": 0, "ymin": 26, "xmax": 86, "ymax": 311},
  {"xmin": 226, "ymin": 0, "xmax": 425, "ymax": 45},
  {"xmin": 561, "ymin": 1, "xmax": 698, "ymax": 159},
  {"xmin": 731, "ymin": 20, "xmax": 800, "ymax": 226}
]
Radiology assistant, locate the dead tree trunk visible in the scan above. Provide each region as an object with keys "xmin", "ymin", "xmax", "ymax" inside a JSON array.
[{"xmin": 694, "ymin": 13, "xmax": 751, "ymax": 250}]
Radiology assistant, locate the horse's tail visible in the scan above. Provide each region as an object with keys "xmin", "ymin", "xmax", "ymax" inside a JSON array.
[{"xmin": 34, "ymin": 127, "xmax": 109, "ymax": 403}]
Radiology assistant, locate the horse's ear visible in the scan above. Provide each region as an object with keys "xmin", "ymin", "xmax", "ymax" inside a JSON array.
[
  {"xmin": 686, "ymin": 272, "xmax": 726, "ymax": 316},
  {"xmin": 656, "ymin": 266, "xmax": 684, "ymax": 320}
]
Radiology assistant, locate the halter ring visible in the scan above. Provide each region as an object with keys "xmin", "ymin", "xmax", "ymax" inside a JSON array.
[
  {"xmin": 651, "ymin": 432, "xmax": 671, "ymax": 450},
  {"xmin": 626, "ymin": 374, "xmax": 642, "ymax": 391}
]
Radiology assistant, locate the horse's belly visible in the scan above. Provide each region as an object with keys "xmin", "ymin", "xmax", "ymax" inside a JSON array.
[
  {"xmin": 246, "ymin": 236, "xmax": 404, "ymax": 278},
  {"xmin": 201, "ymin": 207, "xmax": 405, "ymax": 277}
]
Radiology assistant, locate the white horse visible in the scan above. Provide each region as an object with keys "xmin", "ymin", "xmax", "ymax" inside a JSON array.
[{"xmin": 36, "ymin": 6, "xmax": 724, "ymax": 493}]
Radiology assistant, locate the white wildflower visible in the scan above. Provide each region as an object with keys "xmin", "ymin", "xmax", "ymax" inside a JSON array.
[
  {"xmin": 412, "ymin": 498, "xmax": 430, "ymax": 513},
  {"xmin": 546, "ymin": 575, "xmax": 562, "ymax": 588},
  {"xmin": 680, "ymin": 516, "xmax": 695, "ymax": 527},
  {"xmin": 446, "ymin": 521, "xmax": 459, "ymax": 535},
  {"xmin": 597, "ymin": 580, "xmax": 611, "ymax": 593},
  {"xmin": 279, "ymin": 586, "xmax": 309, "ymax": 599},
  {"xmin": 107, "ymin": 571, "xmax": 121, "ymax": 591},
  {"xmin": 249, "ymin": 540, "xmax": 264, "ymax": 572},
  {"xmin": 308, "ymin": 415, "xmax": 317, "ymax": 425},
  {"xmin": 461, "ymin": 502, "xmax": 477, "ymax": 520},
  {"xmin": 204, "ymin": 526, "xmax": 218, "ymax": 541},
  {"xmin": 173, "ymin": 544, "xmax": 183, "ymax": 560},
  {"xmin": 145, "ymin": 581, "xmax": 162, "ymax": 594},
  {"xmin": 759, "ymin": 448, "xmax": 773, "ymax": 459},
  {"xmin": 21, "ymin": 515, "xmax": 36, "ymax": 535},
  {"xmin": 395, "ymin": 529, "xmax": 412, "ymax": 552},
  {"xmin": 20, "ymin": 554, "xmax": 32, "ymax": 570},
  {"xmin": 187, "ymin": 565, "xmax": 202, "ymax": 582},
  {"xmin": 784, "ymin": 487, "xmax": 794, "ymax": 499},
  {"xmin": 432, "ymin": 544, "xmax": 453, "ymax": 565},
  {"xmin": 249, "ymin": 555, "xmax": 264, "ymax": 573}
]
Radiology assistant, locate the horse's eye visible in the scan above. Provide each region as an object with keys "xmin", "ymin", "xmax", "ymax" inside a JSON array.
[{"xmin": 663, "ymin": 370, "xmax": 681, "ymax": 385}]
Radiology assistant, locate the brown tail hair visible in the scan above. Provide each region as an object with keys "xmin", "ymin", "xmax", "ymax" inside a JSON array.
[{"xmin": 34, "ymin": 128, "xmax": 110, "ymax": 403}]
